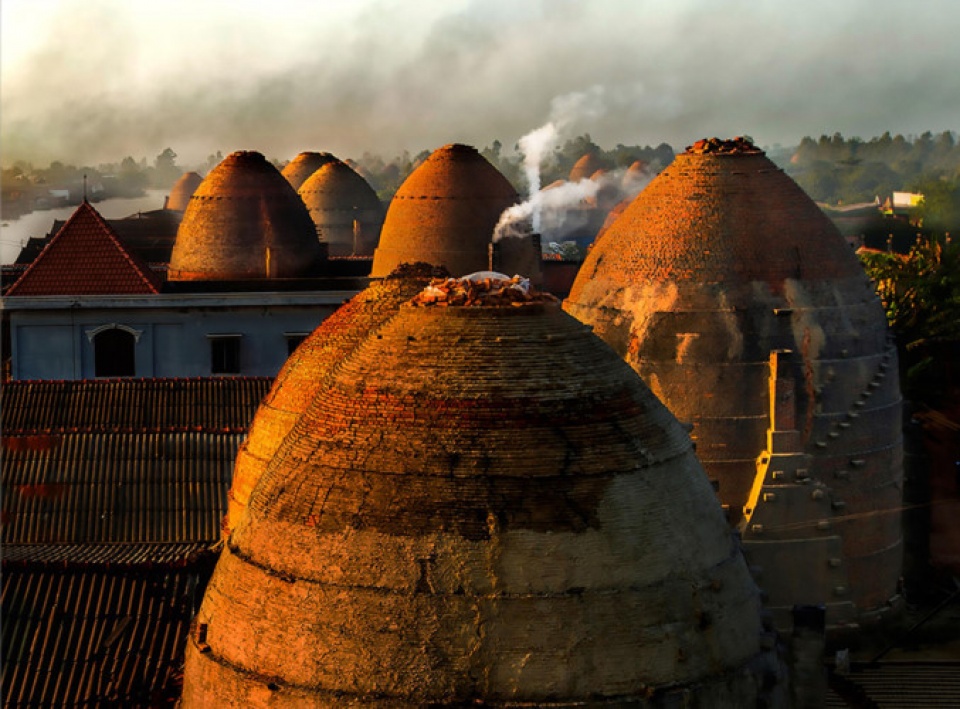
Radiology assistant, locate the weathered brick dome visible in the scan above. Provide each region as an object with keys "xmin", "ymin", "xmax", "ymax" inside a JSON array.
[
  {"xmin": 371, "ymin": 144, "xmax": 520, "ymax": 277},
  {"xmin": 166, "ymin": 171, "xmax": 203, "ymax": 211},
  {"xmin": 169, "ymin": 151, "xmax": 323, "ymax": 281},
  {"xmin": 280, "ymin": 151, "xmax": 338, "ymax": 190},
  {"xmin": 564, "ymin": 137, "xmax": 903, "ymax": 629},
  {"xmin": 298, "ymin": 159, "xmax": 384, "ymax": 256},
  {"xmin": 184, "ymin": 279, "xmax": 771, "ymax": 706},
  {"xmin": 224, "ymin": 264, "xmax": 446, "ymax": 536}
]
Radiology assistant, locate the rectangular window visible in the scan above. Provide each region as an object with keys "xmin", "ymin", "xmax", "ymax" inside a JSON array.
[
  {"xmin": 284, "ymin": 332, "xmax": 309, "ymax": 356},
  {"xmin": 208, "ymin": 335, "xmax": 241, "ymax": 375}
]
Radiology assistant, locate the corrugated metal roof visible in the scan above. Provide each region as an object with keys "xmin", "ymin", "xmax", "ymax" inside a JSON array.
[
  {"xmin": 1, "ymin": 564, "xmax": 208, "ymax": 707},
  {"xmin": 827, "ymin": 662, "xmax": 960, "ymax": 707},
  {"xmin": 2, "ymin": 542, "xmax": 217, "ymax": 568},
  {"xmin": 2, "ymin": 432, "xmax": 243, "ymax": 544},
  {"xmin": 1, "ymin": 378, "xmax": 271, "ymax": 434}
]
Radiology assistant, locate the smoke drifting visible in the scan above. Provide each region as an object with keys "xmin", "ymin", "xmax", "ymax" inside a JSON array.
[
  {"xmin": 2, "ymin": 0, "xmax": 958, "ymax": 167},
  {"xmin": 517, "ymin": 123, "xmax": 559, "ymax": 231},
  {"xmin": 494, "ymin": 93, "xmax": 653, "ymax": 246}
]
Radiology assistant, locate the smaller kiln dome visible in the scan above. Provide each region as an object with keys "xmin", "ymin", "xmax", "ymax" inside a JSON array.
[
  {"xmin": 169, "ymin": 151, "xmax": 323, "ymax": 281},
  {"xmin": 371, "ymin": 143, "xmax": 519, "ymax": 278},
  {"xmin": 281, "ymin": 151, "xmax": 337, "ymax": 190},
  {"xmin": 166, "ymin": 172, "xmax": 203, "ymax": 211},
  {"xmin": 298, "ymin": 159, "xmax": 384, "ymax": 256},
  {"xmin": 568, "ymin": 153, "xmax": 605, "ymax": 182}
]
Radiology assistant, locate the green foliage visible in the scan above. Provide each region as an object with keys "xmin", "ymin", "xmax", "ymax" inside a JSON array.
[
  {"xmin": 784, "ymin": 131, "xmax": 960, "ymax": 205},
  {"xmin": 909, "ymin": 177, "xmax": 960, "ymax": 234},
  {"xmin": 859, "ymin": 236, "xmax": 960, "ymax": 402}
]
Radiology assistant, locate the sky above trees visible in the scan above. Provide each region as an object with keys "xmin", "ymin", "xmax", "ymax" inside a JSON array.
[{"xmin": 2, "ymin": 0, "xmax": 958, "ymax": 167}]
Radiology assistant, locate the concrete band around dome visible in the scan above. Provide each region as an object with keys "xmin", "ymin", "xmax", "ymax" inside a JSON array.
[
  {"xmin": 169, "ymin": 151, "xmax": 324, "ymax": 281},
  {"xmin": 564, "ymin": 139, "xmax": 904, "ymax": 631},
  {"xmin": 183, "ymin": 294, "xmax": 774, "ymax": 706}
]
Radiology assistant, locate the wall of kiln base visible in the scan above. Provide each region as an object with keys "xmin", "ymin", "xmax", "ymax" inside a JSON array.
[
  {"xmin": 184, "ymin": 458, "xmax": 768, "ymax": 704},
  {"xmin": 184, "ymin": 644, "xmax": 774, "ymax": 708}
]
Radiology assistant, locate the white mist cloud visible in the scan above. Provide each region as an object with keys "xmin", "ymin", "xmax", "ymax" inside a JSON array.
[{"xmin": 1, "ymin": 0, "xmax": 958, "ymax": 167}]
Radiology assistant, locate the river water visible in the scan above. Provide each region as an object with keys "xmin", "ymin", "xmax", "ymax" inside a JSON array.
[{"xmin": 1, "ymin": 189, "xmax": 169, "ymax": 264}]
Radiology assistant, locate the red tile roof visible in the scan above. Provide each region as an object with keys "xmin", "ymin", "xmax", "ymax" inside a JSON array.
[{"xmin": 5, "ymin": 200, "xmax": 161, "ymax": 296}]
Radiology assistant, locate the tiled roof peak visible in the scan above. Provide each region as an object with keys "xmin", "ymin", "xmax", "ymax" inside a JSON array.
[{"xmin": 5, "ymin": 200, "xmax": 162, "ymax": 296}]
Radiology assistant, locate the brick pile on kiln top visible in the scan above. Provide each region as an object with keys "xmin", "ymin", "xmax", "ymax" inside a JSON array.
[
  {"xmin": 280, "ymin": 151, "xmax": 338, "ymax": 190},
  {"xmin": 564, "ymin": 137, "xmax": 904, "ymax": 630},
  {"xmin": 223, "ymin": 263, "xmax": 447, "ymax": 536},
  {"xmin": 297, "ymin": 158, "xmax": 385, "ymax": 257},
  {"xmin": 184, "ymin": 274, "xmax": 776, "ymax": 707},
  {"xmin": 168, "ymin": 151, "xmax": 324, "ymax": 281},
  {"xmin": 165, "ymin": 171, "xmax": 203, "ymax": 212},
  {"xmin": 370, "ymin": 144, "xmax": 520, "ymax": 278}
]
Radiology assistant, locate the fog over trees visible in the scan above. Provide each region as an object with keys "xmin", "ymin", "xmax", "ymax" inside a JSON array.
[{"xmin": 3, "ymin": 131, "xmax": 959, "ymax": 229}]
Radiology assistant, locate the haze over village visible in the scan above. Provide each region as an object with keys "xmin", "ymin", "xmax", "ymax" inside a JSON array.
[{"xmin": 1, "ymin": 1, "xmax": 959, "ymax": 707}]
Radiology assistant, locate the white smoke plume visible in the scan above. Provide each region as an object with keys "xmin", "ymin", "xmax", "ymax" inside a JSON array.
[
  {"xmin": 494, "ymin": 177, "xmax": 599, "ymax": 243},
  {"xmin": 517, "ymin": 122, "xmax": 559, "ymax": 231}
]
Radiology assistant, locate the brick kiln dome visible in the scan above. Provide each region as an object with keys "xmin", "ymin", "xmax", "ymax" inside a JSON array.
[
  {"xmin": 371, "ymin": 144, "xmax": 520, "ymax": 278},
  {"xmin": 169, "ymin": 151, "xmax": 323, "ymax": 281},
  {"xmin": 224, "ymin": 263, "xmax": 446, "ymax": 536},
  {"xmin": 184, "ymin": 276, "xmax": 772, "ymax": 706},
  {"xmin": 564, "ymin": 137, "xmax": 903, "ymax": 630},
  {"xmin": 568, "ymin": 153, "xmax": 605, "ymax": 182},
  {"xmin": 298, "ymin": 159, "xmax": 384, "ymax": 256},
  {"xmin": 166, "ymin": 171, "xmax": 203, "ymax": 211},
  {"xmin": 280, "ymin": 151, "xmax": 337, "ymax": 190}
]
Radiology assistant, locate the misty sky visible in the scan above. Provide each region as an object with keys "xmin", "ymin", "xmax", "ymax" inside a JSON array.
[{"xmin": 2, "ymin": 0, "xmax": 958, "ymax": 168}]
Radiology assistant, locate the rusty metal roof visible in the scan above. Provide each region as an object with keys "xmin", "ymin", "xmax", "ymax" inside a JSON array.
[
  {"xmin": 2, "ymin": 563, "xmax": 209, "ymax": 707},
  {"xmin": 2, "ymin": 432, "xmax": 242, "ymax": 544},
  {"xmin": 2, "ymin": 541, "xmax": 215, "ymax": 567},
  {"xmin": 826, "ymin": 662, "xmax": 960, "ymax": 707},
  {"xmin": 1, "ymin": 377, "xmax": 270, "ymax": 435}
]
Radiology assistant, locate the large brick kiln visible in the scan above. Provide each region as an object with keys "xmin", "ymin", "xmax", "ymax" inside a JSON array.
[
  {"xmin": 370, "ymin": 143, "xmax": 523, "ymax": 278},
  {"xmin": 169, "ymin": 150, "xmax": 324, "ymax": 280},
  {"xmin": 297, "ymin": 158, "xmax": 385, "ymax": 257},
  {"xmin": 183, "ymin": 275, "xmax": 777, "ymax": 706},
  {"xmin": 564, "ymin": 137, "xmax": 904, "ymax": 630}
]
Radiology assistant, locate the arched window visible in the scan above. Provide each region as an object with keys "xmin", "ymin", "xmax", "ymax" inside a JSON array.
[{"xmin": 94, "ymin": 328, "xmax": 136, "ymax": 377}]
